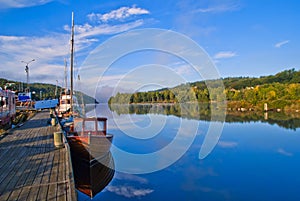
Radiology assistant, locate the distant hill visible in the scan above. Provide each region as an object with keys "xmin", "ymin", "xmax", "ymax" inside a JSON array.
[
  {"xmin": 180, "ymin": 68, "xmax": 300, "ymax": 90},
  {"xmin": 0, "ymin": 78, "xmax": 97, "ymax": 104}
]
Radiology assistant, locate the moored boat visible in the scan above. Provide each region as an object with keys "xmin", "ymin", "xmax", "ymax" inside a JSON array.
[
  {"xmin": 0, "ymin": 87, "xmax": 16, "ymax": 128},
  {"xmin": 56, "ymin": 90, "xmax": 74, "ymax": 117},
  {"xmin": 62, "ymin": 117, "xmax": 114, "ymax": 198},
  {"xmin": 67, "ymin": 117, "xmax": 113, "ymax": 162},
  {"xmin": 66, "ymin": 117, "xmax": 114, "ymax": 198},
  {"xmin": 58, "ymin": 12, "xmax": 115, "ymax": 198}
]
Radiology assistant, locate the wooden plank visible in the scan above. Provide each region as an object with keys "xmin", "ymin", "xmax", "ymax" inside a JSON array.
[
  {"xmin": 2, "ymin": 150, "xmax": 34, "ymax": 200},
  {"xmin": 0, "ymin": 129, "xmax": 33, "ymax": 184},
  {"xmin": 63, "ymin": 136, "xmax": 77, "ymax": 201},
  {"xmin": 0, "ymin": 132, "xmax": 34, "ymax": 200},
  {"xmin": 0, "ymin": 111, "xmax": 76, "ymax": 201},
  {"xmin": 57, "ymin": 148, "xmax": 67, "ymax": 201},
  {"xmin": 47, "ymin": 149, "xmax": 59, "ymax": 200},
  {"xmin": 6, "ymin": 128, "xmax": 43, "ymax": 200},
  {"xmin": 24, "ymin": 153, "xmax": 50, "ymax": 201},
  {"xmin": 35, "ymin": 152, "xmax": 54, "ymax": 201},
  {"xmin": 23, "ymin": 131, "xmax": 52, "ymax": 201}
]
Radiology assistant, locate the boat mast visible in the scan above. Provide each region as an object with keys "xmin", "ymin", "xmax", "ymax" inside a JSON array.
[
  {"xmin": 70, "ymin": 12, "xmax": 74, "ymax": 114},
  {"xmin": 64, "ymin": 58, "xmax": 68, "ymax": 93}
]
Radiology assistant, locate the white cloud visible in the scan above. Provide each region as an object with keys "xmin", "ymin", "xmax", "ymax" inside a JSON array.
[
  {"xmin": 277, "ymin": 148, "xmax": 293, "ymax": 156},
  {"xmin": 274, "ymin": 40, "xmax": 289, "ymax": 48},
  {"xmin": 0, "ymin": 4, "xmax": 148, "ymax": 84},
  {"xmin": 218, "ymin": 140, "xmax": 238, "ymax": 148},
  {"xmin": 88, "ymin": 5, "xmax": 150, "ymax": 22},
  {"xmin": 0, "ymin": 17, "xmax": 146, "ymax": 84},
  {"xmin": 0, "ymin": 0, "xmax": 53, "ymax": 9},
  {"xmin": 213, "ymin": 51, "xmax": 237, "ymax": 59},
  {"xmin": 0, "ymin": 33, "xmax": 70, "ymax": 83},
  {"xmin": 63, "ymin": 20, "xmax": 144, "ymax": 39},
  {"xmin": 0, "ymin": 34, "xmax": 69, "ymax": 59},
  {"xmin": 194, "ymin": 1, "xmax": 241, "ymax": 13},
  {"xmin": 107, "ymin": 185, "xmax": 153, "ymax": 198},
  {"xmin": 172, "ymin": 62, "xmax": 193, "ymax": 76}
]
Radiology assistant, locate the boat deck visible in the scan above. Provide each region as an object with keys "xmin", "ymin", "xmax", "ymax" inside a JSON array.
[{"xmin": 0, "ymin": 111, "xmax": 77, "ymax": 201}]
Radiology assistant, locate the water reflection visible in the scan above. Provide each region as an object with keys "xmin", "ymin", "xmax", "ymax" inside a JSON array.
[
  {"xmin": 84, "ymin": 103, "xmax": 300, "ymax": 201},
  {"xmin": 74, "ymin": 151, "xmax": 115, "ymax": 200},
  {"xmin": 109, "ymin": 103, "xmax": 300, "ymax": 130}
]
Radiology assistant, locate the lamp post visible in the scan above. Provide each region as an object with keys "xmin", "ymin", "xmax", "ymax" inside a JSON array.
[{"xmin": 21, "ymin": 59, "xmax": 35, "ymax": 93}]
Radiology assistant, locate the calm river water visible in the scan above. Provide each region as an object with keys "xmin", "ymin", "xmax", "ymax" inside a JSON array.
[{"xmin": 79, "ymin": 104, "xmax": 300, "ymax": 201}]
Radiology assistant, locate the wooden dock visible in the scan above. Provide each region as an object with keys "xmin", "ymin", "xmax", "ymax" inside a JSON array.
[{"xmin": 0, "ymin": 111, "xmax": 77, "ymax": 201}]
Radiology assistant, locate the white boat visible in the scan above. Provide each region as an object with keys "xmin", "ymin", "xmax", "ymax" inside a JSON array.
[{"xmin": 57, "ymin": 90, "xmax": 72, "ymax": 117}]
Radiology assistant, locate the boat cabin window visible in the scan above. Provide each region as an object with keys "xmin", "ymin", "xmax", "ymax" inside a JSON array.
[
  {"xmin": 74, "ymin": 120, "xmax": 97, "ymax": 133},
  {"xmin": 97, "ymin": 121, "xmax": 105, "ymax": 132},
  {"xmin": 73, "ymin": 118, "xmax": 107, "ymax": 135},
  {"xmin": 74, "ymin": 121, "xmax": 83, "ymax": 133},
  {"xmin": 85, "ymin": 121, "xmax": 96, "ymax": 131}
]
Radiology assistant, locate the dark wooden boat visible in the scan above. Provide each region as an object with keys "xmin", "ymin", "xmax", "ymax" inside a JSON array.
[
  {"xmin": 70, "ymin": 150, "xmax": 115, "ymax": 198},
  {"xmin": 62, "ymin": 13, "xmax": 115, "ymax": 198},
  {"xmin": 67, "ymin": 117, "xmax": 113, "ymax": 160},
  {"xmin": 67, "ymin": 117, "xmax": 114, "ymax": 198}
]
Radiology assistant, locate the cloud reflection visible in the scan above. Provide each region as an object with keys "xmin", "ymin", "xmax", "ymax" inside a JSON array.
[
  {"xmin": 107, "ymin": 185, "xmax": 154, "ymax": 198},
  {"xmin": 218, "ymin": 140, "xmax": 238, "ymax": 148},
  {"xmin": 114, "ymin": 172, "xmax": 149, "ymax": 184},
  {"xmin": 277, "ymin": 148, "xmax": 293, "ymax": 157}
]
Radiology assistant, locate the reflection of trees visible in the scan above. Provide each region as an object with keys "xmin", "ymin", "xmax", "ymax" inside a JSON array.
[{"xmin": 109, "ymin": 103, "xmax": 300, "ymax": 130}]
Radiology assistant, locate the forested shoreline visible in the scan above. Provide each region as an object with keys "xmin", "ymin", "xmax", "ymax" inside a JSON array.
[{"xmin": 109, "ymin": 69, "xmax": 300, "ymax": 112}]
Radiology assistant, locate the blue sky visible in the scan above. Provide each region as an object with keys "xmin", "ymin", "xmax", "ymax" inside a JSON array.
[{"xmin": 0, "ymin": 0, "xmax": 299, "ymax": 95}]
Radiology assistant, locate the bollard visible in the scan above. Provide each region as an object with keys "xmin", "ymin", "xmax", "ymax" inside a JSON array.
[
  {"xmin": 53, "ymin": 131, "xmax": 64, "ymax": 148},
  {"xmin": 51, "ymin": 117, "xmax": 56, "ymax": 126}
]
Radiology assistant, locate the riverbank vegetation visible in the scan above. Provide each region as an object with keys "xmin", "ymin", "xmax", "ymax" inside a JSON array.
[{"xmin": 109, "ymin": 69, "xmax": 300, "ymax": 112}]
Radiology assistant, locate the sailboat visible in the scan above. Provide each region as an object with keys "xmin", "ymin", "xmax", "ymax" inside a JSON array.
[{"xmin": 60, "ymin": 12, "xmax": 115, "ymax": 198}]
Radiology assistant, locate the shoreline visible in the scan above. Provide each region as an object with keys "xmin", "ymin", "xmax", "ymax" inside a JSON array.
[{"xmin": 109, "ymin": 101, "xmax": 300, "ymax": 114}]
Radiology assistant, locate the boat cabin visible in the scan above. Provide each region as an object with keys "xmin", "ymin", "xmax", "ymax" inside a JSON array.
[{"xmin": 72, "ymin": 117, "xmax": 107, "ymax": 136}]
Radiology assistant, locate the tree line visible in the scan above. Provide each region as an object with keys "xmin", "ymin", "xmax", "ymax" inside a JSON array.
[{"xmin": 108, "ymin": 69, "xmax": 300, "ymax": 111}]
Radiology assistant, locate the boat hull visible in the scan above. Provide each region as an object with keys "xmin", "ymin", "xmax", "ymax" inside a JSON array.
[
  {"xmin": 67, "ymin": 134, "xmax": 113, "ymax": 161},
  {"xmin": 67, "ymin": 135, "xmax": 115, "ymax": 198},
  {"xmin": 71, "ymin": 151, "xmax": 115, "ymax": 198}
]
